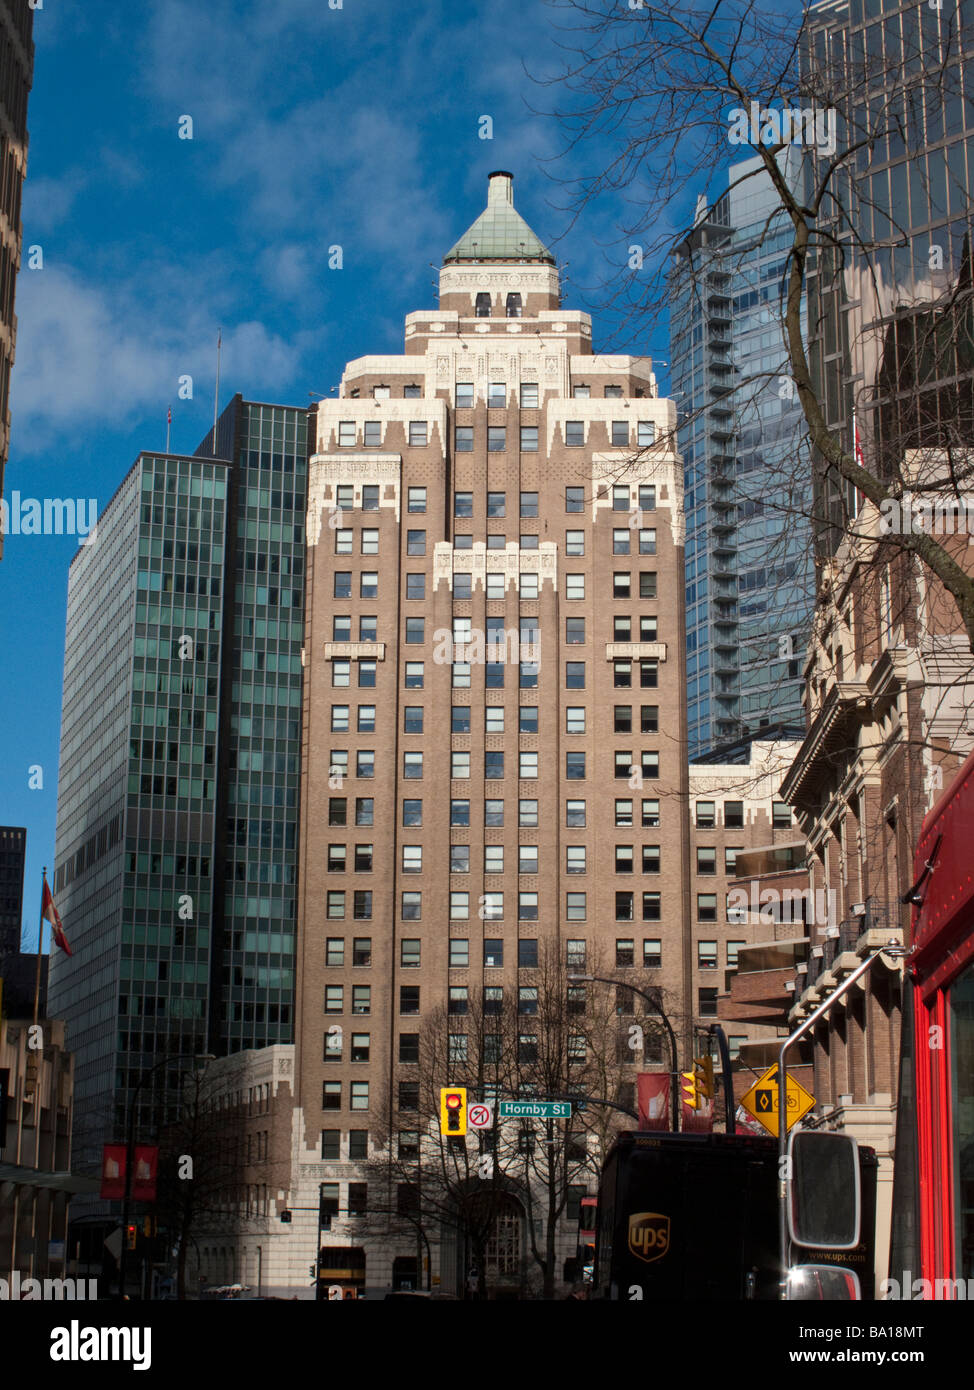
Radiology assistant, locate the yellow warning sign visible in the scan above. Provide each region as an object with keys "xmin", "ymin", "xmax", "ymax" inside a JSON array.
[{"xmin": 740, "ymin": 1065, "xmax": 815, "ymax": 1138}]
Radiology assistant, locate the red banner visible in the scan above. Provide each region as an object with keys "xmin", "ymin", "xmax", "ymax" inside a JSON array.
[
  {"xmin": 133, "ymin": 1145, "xmax": 158, "ymax": 1201},
  {"xmin": 99, "ymin": 1143, "xmax": 159, "ymax": 1200},
  {"xmin": 100, "ymin": 1144, "xmax": 126, "ymax": 1200},
  {"xmin": 681, "ymin": 1097, "xmax": 714, "ymax": 1133},
  {"xmin": 637, "ymin": 1073, "xmax": 670, "ymax": 1130}
]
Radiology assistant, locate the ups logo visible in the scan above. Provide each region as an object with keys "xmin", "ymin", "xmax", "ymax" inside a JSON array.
[{"xmin": 628, "ymin": 1212, "xmax": 670, "ymax": 1264}]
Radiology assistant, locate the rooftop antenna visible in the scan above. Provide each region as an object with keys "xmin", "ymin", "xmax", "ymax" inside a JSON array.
[
  {"xmin": 211, "ymin": 327, "xmax": 222, "ymax": 457},
  {"xmin": 166, "ymin": 404, "xmax": 172, "ymax": 455}
]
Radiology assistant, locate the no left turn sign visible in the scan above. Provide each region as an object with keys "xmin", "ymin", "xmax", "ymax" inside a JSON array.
[{"xmin": 468, "ymin": 1102, "xmax": 493, "ymax": 1129}]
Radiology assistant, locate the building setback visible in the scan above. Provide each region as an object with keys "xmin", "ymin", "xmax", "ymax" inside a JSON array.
[
  {"xmin": 0, "ymin": 0, "xmax": 32, "ymax": 561},
  {"xmin": 287, "ymin": 172, "xmax": 803, "ymax": 1297},
  {"xmin": 47, "ymin": 399, "xmax": 308, "ymax": 1194}
]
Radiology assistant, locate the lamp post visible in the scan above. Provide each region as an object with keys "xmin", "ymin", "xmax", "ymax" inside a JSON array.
[
  {"xmin": 567, "ymin": 973, "xmax": 680, "ymax": 1130},
  {"xmin": 117, "ymin": 1051, "xmax": 214, "ymax": 1300}
]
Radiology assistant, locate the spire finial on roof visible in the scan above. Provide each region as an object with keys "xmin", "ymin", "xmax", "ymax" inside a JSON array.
[{"xmin": 443, "ymin": 171, "xmax": 555, "ymax": 266}]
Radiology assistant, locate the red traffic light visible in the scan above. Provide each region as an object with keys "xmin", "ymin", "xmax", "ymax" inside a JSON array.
[{"xmin": 446, "ymin": 1093, "xmax": 462, "ymax": 1108}]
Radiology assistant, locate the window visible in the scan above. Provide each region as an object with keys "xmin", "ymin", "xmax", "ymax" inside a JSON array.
[
  {"xmin": 518, "ymin": 987, "xmax": 538, "ymax": 1015},
  {"xmin": 520, "ymin": 426, "xmax": 538, "ymax": 452},
  {"xmin": 698, "ymin": 988, "xmax": 718, "ymax": 1018},
  {"xmin": 616, "ymin": 892, "xmax": 634, "ymax": 922},
  {"xmin": 614, "ymin": 751, "xmax": 632, "ymax": 780},
  {"xmin": 613, "ymin": 528, "xmax": 630, "ymax": 555},
  {"xmin": 487, "ymin": 381, "xmax": 507, "ymax": 407},
  {"xmin": 398, "ymin": 1131, "xmax": 419, "ymax": 1160},
  {"xmin": 401, "ymin": 892, "xmax": 422, "ymax": 920},
  {"xmin": 402, "ymin": 845, "xmax": 422, "ymax": 874},
  {"xmin": 403, "ymin": 799, "xmax": 422, "ymax": 826},
  {"xmin": 362, "ymin": 484, "xmax": 379, "ymax": 510},
  {"xmin": 639, "ymin": 571, "xmax": 657, "ymax": 599},
  {"xmin": 453, "ymin": 572, "xmax": 472, "ymax": 600},
  {"xmin": 333, "ymin": 614, "xmax": 352, "ymax": 642},
  {"xmin": 450, "ymin": 938, "xmax": 469, "ymax": 968},
  {"xmin": 697, "ymin": 893, "xmax": 718, "ymax": 922},
  {"xmin": 488, "ymin": 426, "xmax": 506, "ymax": 452},
  {"xmin": 450, "ymin": 892, "xmax": 469, "ymax": 920},
  {"xmin": 358, "ymin": 660, "xmax": 377, "ymax": 688},
  {"xmin": 567, "ymin": 845, "xmax": 586, "ymax": 875},
  {"xmin": 566, "ymin": 707, "xmax": 586, "ymax": 734},
  {"xmin": 566, "ymin": 892, "xmax": 586, "ymax": 921},
  {"xmin": 696, "ymin": 801, "xmax": 715, "ymax": 828},
  {"xmin": 698, "ymin": 941, "xmax": 718, "ymax": 970},
  {"xmin": 485, "ymin": 751, "xmax": 504, "ymax": 779},
  {"xmin": 643, "ymin": 938, "xmax": 661, "ymax": 969},
  {"xmin": 485, "ymin": 707, "xmax": 505, "ymax": 734},
  {"xmin": 615, "ymin": 845, "xmax": 633, "ymax": 874},
  {"xmin": 565, "ymin": 421, "xmax": 584, "ymax": 446},
  {"xmin": 451, "ymin": 799, "xmax": 470, "ymax": 826},
  {"xmin": 351, "ymin": 1033, "xmax": 371, "ymax": 1063},
  {"xmin": 638, "ymin": 529, "xmax": 656, "ymax": 554},
  {"xmin": 353, "ymin": 843, "xmax": 372, "ymax": 872},
  {"xmin": 567, "ymin": 799, "xmax": 586, "ymax": 827},
  {"xmin": 519, "ymin": 799, "xmax": 538, "ymax": 827},
  {"xmin": 327, "ymin": 891, "xmax": 345, "ymax": 919},
  {"xmin": 519, "ymin": 572, "xmax": 538, "ymax": 600},
  {"xmin": 611, "ymin": 421, "xmax": 629, "ymax": 446},
  {"xmin": 335, "ymin": 528, "xmax": 353, "ymax": 555},
  {"xmin": 455, "ymin": 426, "xmax": 474, "ymax": 452},
  {"xmin": 519, "ymin": 751, "xmax": 538, "ymax": 778},
  {"xmin": 518, "ymin": 707, "xmax": 538, "ymax": 734},
  {"xmin": 407, "ymin": 486, "xmax": 427, "ymax": 513},
  {"xmin": 614, "ymin": 799, "xmax": 632, "ymax": 827},
  {"xmin": 360, "ymin": 571, "xmax": 378, "ymax": 597},
  {"xmin": 358, "ymin": 705, "xmax": 376, "ymax": 732},
  {"xmin": 329, "ymin": 797, "xmax": 347, "ymax": 826},
  {"xmin": 566, "ymin": 661, "xmax": 585, "ymax": 690},
  {"xmin": 614, "ymin": 616, "xmax": 632, "ymax": 641},
  {"xmin": 565, "ymin": 574, "xmax": 586, "ymax": 603},
  {"xmin": 356, "ymin": 749, "xmax": 375, "ymax": 777},
  {"xmin": 362, "ymin": 421, "xmax": 381, "ymax": 449},
  {"xmin": 350, "ymin": 1081, "xmax": 369, "ymax": 1111},
  {"xmin": 454, "ymin": 491, "xmax": 473, "ymax": 518},
  {"xmin": 325, "ymin": 985, "xmax": 343, "ymax": 1013},
  {"xmin": 404, "ymin": 705, "xmax": 423, "ymax": 734},
  {"xmin": 639, "ymin": 616, "xmax": 658, "ymax": 641},
  {"xmin": 565, "ymin": 529, "xmax": 585, "ymax": 556},
  {"xmin": 403, "ymin": 751, "xmax": 423, "ymax": 779},
  {"xmin": 518, "ymin": 939, "xmax": 538, "ymax": 968},
  {"xmin": 613, "ymin": 660, "xmax": 632, "ymax": 688},
  {"xmin": 349, "ymin": 1130, "xmax": 369, "ymax": 1159},
  {"xmin": 604, "ymin": 385, "xmax": 623, "ymax": 399},
  {"xmin": 405, "ymin": 662, "xmax": 424, "ymax": 688},
  {"xmin": 697, "ymin": 847, "xmax": 717, "ymax": 875},
  {"xmin": 519, "ymin": 660, "xmax": 538, "ymax": 688},
  {"xmin": 322, "ymin": 1081, "xmax": 341, "ymax": 1110},
  {"xmin": 399, "ymin": 986, "xmax": 420, "ymax": 1015},
  {"xmin": 518, "ymin": 1035, "xmax": 538, "ymax": 1063},
  {"xmin": 517, "ymin": 891, "xmax": 538, "ymax": 922},
  {"xmin": 519, "ymin": 845, "xmax": 539, "ymax": 874},
  {"xmin": 334, "ymin": 571, "xmax": 352, "ymax": 598},
  {"xmin": 772, "ymin": 801, "xmax": 793, "ymax": 828},
  {"xmin": 326, "ymin": 938, "xmax": 344, "ymax": 967},
  {"xmin": 566, "ymin": 617, "xmax": 585, "ymax": 644},
  {"xmin": 449, "ymin": 986, "xmax": 469, "ymax": 1015},
  {"xmin": 638, "ymin": 485, "xmax": 655, "ymax": 512},
  {"xmin": 347, "ymin": 1181, "xmax": 368, "ymax": 1217},
  {"xmin": 724, "ymin": 801, "xmax": 744, "ymax": 828},
  {"xmin": 451, "ymin": 844, "xmax": 470, "ymax": 873},
  {"xmin": 355, "ymin": 798, "xmax": 373, "ymax": 826},
  {"xmin": 456, "ymin": 382, "xmax": 475, "ymax": 407},
  {"xmin": 725, "ymin": 847, "xmax": 742, "ymax": 875},
  {"xmin": 567, "ymin": 939, "xmax": 586, "ymax": 968},
  {"xmin": 487, "ymin": 491, "xmax": 505, "ymax": 517},
  {"xmin": 637, "ymin": 420, "xmax": 655, "ymax": 446},
  {"xmin": 331, "ymin": 705, "xmax": 350, "ymax": 732},
  {"xmin": 506, "ymin": 292, "xmax": 522, "ymax": 318},
  {"xmin": 727, "ymin": 940, "xmax": 746, "ymax": 968},
  {"xmin": 338, "ymin": 421, "xmax": 356, "ymax": 447},
  {"xmin": 408, "ymin": 421, "xmax": 427, "ymax": 447},
  {"xmin": 565, "ymin": 486, "xmax": 584, "ymax": 513},
  {"xmin": 361, "ymin": 529, "xmax": 379, "ymax": 554},
  {"xmin": 452, "ymin": 662, "xmax": 471, "ymax": 688},
  {"xmin": 484, "ymin": 940, "xmax": 504, "ymax": 968},
  {"xmin": 373, "ymin": 385, "xmax": 390, "ymax": 399},
  {"xmin": 520, "ymin": 492, "xmax": 538, "ymax": 519},
  {"xmin": 642, "ymin": 892, "xmax": 661, "ymax": 921},
  {"xmin": 521, "ymin": 382, "xmax": 539, "ymax": 407},
  {"xmin": 406, "ymin": 530, "xmax": 426, "ymax": 556},
  {"xmin": 572, "ymin": 385, "xmax": 590, "ymax": 398},
  {"xmin": 353, "ymin": 937, "xmax": 371, "ymax": 966},
  {"xmin": 449, "ymin": 1035, "xmax": 468, "ymax": 1065},
  {"xmin": 482, "ymin": 891, "xmax": 503, "ymax": 920},
  {"xmin": 320, "ymin": 1130, "xmax": 340, "ymax": 1160},
  {"xmin": 613, "ymin": 571, "xmax": 631, "ymax": 598},
  {"xmin": 642, "ymin": 844, "xmax": 660, "ymax": 873},
  {"xmin": 399, "ymin": 1034, "xmax": 419, "ymax": 1064},
  {"xmin": 616, "ymin": 938, "xmax": 635, "ymax": 967},
  {"xmin": 566, "ymin": 751, "xmax": 586, "ymax": 779}
]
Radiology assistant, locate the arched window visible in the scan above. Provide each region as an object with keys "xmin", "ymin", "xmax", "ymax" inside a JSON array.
[
  {"xmin": 475, "ymin": 292, "xmax": 492, "ymax": 318},
  {"xmin": 506, "ymin": 292, "xmax": 522, "ymax": 318}
]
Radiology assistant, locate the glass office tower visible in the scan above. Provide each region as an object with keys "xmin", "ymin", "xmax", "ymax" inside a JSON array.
[{"xmin": 671, "ymin": 153, "xmax": 813, "ymax": 758}]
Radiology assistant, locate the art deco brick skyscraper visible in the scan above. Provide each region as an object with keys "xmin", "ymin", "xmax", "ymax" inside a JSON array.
[{"xmin": 294, "ymin": 172, "xmax": 693, "ymax": 1290}]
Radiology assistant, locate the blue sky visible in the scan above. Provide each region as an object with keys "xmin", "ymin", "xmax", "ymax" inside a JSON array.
[{"xmin": 0, "ymin": 0, "xmax": 688, "ymax": 951}]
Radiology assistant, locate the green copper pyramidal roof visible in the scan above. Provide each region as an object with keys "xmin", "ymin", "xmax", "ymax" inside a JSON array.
[{"xmin": 443, "ymin": 171, "xmax": 556, "ymax": 266}]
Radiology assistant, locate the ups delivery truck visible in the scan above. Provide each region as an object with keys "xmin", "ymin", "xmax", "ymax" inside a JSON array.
[{"xmin": 592, "ymin": 1131, "xmax": 877, "ymax": 1300}]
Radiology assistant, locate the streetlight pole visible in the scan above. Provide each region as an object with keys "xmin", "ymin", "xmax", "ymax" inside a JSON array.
[
  {"xmin": 568, "ymin": 973, "xmax": 680, "ymax": 1130},
  {"xmin": 774, "ymin": 940, "xmax": 905, "ymax": 1299},
  {"xmin": 117, "ymin": 1051, "xmax": 214, "ymax": 1300}
]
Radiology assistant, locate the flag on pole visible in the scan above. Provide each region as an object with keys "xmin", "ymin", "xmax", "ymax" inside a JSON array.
[{"xmin": 41, "ymin": 876, "xmax": 72, "ymax": 956}]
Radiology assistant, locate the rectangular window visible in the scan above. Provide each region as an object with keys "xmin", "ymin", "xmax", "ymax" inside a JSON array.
[
  {"xmin": 613, "ymin": 571, "xmax": 631, "ymax": 598},
  {"xmin": 353, "ymin": 843, "xmax": 372, "ymax": 872},
  {"xmin": 353, "ymin": 937, "xmax": 371, "ymax": 966},
  {"xmin": 614, "ymin": 799, "xmax": 632, "ymax": 827},
  {"xmin": 401, "ymin": 892, "xmax": 422, "ymax": 921},
  {"xmin": 639, "ymin": 571, "xmax": 657, "ymax": 599},
  {"xmin": 639, "ymin": 529, "xmax": 656, "ymax": 554},
  {"xmin": 613, "ymin": 660, "xmax": 632, "ymax": 688},
  {"xmin": 520, "ymin": 491, "xmax": 538, "ymax": 517},
  {"xmin": 727, "ymin": 940, "xmax": 746, "ymax": 968},
  {"xmin": 361, "ymin": 528, "xmax": 379, "ymax": 554},
  {"xmin": 331, "ymin": 705, "xmax": 350, "ymax": 732},
  {"xmin": 643, "ymin": 938, "xmax": 661, "ymax": 969},
  {"xmin": 398, "ymin": 1034, "xmax": 419, "ymax": 1064},
  {"xmin": 697, "ymin": 893, "xmax": 718, "ymax": 922},
  {"xmin": 566, "ymin": 707, "xmax": 586, "ymax": 734},
  {"xmin": 518, "ymin": 892, "xmax": 539, "ymax": 921},
  {"xmin": 356, "ymin": 749, "xmax": 375, "ymax": 777},
  {"xmin": 488, "ymin": 382, "xmax": 506, "ymax": 407},
  {"xmin": 697, "ymin": 847, "xmax": 717, "ymax": 875},
  {"xmin": 519, "ymin": 799, "xmax": 539, "ymax": 827},
  {"xmin": 615, "ymin": 845, "xmax": 633, "ymax": 873},
  {"xmin": 399, "ymin": 986, "xmax": 420, "ymax": 1015},
  {"xmin": 350, "ymin": 1081, "xmax": 369, "ymax": 1111},
  {"xmin": 451, "ymin": 751, "xmax": 470, "ymax": 779},
  {"xmin": 567, "ymin": 799, "xmax": 586, "ymax": 827},
  {"xmin": 566, "ymin": 617, "xmax": 585, "ymax": 644},
  {"xmin": 338, "ymin": 421, "xmax": 356, "ymax": 446},
  {"xmin": 642, "ymin": 892, "xmax": 661, "ymax": 921},
  {"xmin": 698, "ymin": 988, "xmax": 718, "ymax": 1017},
  {"xmin": 482, "ymin": 891, "xmax": 503, "ymax": 920},
  {"xmin": 566, "ymin": 751, "xmax": 586, "ymax": 779},
  {"xmin": 614, "ymin": 751, "xmax": 632, "ymax": 780},
  {"xmin": 450, "ymin": 938, "xmax": 469, "ymax": 968},
  {"xmin": 698, "ymin": 941, "xmax": 718, "ymax": 970},
  {"xmin": 403, "ymin": 705, "xmax": 423, "ymax": 734},
  {"xmin": 566, "ymin": 892, "xmax": 587, "ymax": 921},
  {"xmin": 518, "ymin": 986, "xmax": 538, "ymax": 1015},
  {"xmin": 349, "ymin": 1130, "xmax": 368, "ymax": 1159},
  {"xmin": 642, "ymin": 844, "xmax": 660, "ymax": 873},
  {"xmin": 450, "ymin": 892, "xmax": 469, "ymax": 920},
  {"xmin": 407, "ymin": 530, "xmax": 426, "ymax": 555},
  {"xmin": 695, "ymin": 801, "xmax": 715, "ymax": 828},
  {"xmin": 485, "ymin": 750, "xmax": 504, "ymax": 778},
  {"xmin": 488, "ymin": 426, "xmax": 506, "ymax": 452},
  {"xmin": 521, "ymin": 382, "xmax": 539, "ymax": 407},
  {"xmin": 519, "ymin": 751, "xmax": 538, "ymax": 778},
  {"xmin": 362, "ymin": 485, "xmax": 379, "ymax": 510},
  {"xmin": 772, "ymin": 801, "xmax": 792, "ymax": 828},
  {"xmin": 615, "ymin": 892, "xmax": 634, "ymax": 922},
  {"xmin": 454, "ymin": 491, "xmax": 473, "ymax": 518},
  {"xmin": 638, "ymin": 485, "xmax": 655, "ymax": 511},
  {"xmin": 402, "ymin": 799, "xmax": 422, "ymax": 826},
  {"xmin": 358, "ymin": 705, "xmax": 376, "ymax": 732},
  {"xmin": 613, "ymin": 528, "xmax": 630, "ymax": 554},
  {"xmin": 565, "ymin": 486, "xmax": 584, "ymax": 513},
  {"xmin": 611, "ymin": 421, "xmax": 629, "ymax": 446},
  {"xmin": 565, "ymin": 421, "xmax": 584, "ymax": 446},
  {"xmin": 520, "ymin": 427, "xmax": 538, "ymax": 452},
  {"xmin": 566, "ymin": 661, "xmax": 585, "ymax": 690},
  {"xmin": 615, "ymin": 938, "xmax": 635, "ymax": 967},
  {"xmin": 451, "ymin": 799, "xmax": 470, "ymax": 826},
  {"xmin": 450, "ymin": 844, "xmax": 470, "ymax": 873},
  {"xmin": 322, "ymin": 1081, "xmax": 341, "ymax": 1110},
  {"xmin": 519, "ymin": 845, "xmax": 539, "ymax": 874},
  {"xmin": 637, "ymin": 420, "xmax": 655, "ymax": 446},
  {"xmin": 566, "ymin": 939, "xmax": 586, "ymax": 969},
  {"xmin": 407, "ymin": 487, "xmax": 427, "ymax": 513},
  {"xmin": 724, "ymin": 801, "xmax": 745, "ymax": 828},
  {"xmin": 355, "ymin": 798, "xmax": 373, "ymax": 827},
  {"xmin": 325, "ymin": 985, "xmax": 343, "ymax": 1013},
  {"xmin": 335, "ymin": 529, "xmax": 353, "ymax": 555},
  {"xmin": 402, "ymin": 845, "xmax": 422, "ymax": 874},
  {"xmin": 449, "ymin": 986, "xmax": 469, "ymax": 1015},
  {"xmin": 326, "ymin": 938, "xmax": 344, "ymax": 967},
  {"xmin": 455, "ymin": 426, "xmax": 474, "ymax": 452},
  {"xmin": 351, "ymin": 1033, "xmax": 371, "ymax": 1063},
  {"xmin": 326, "ymin": 795, "xmax": 344, "ymax": 824},
  {"xmin": 327, "ymin": 891, "xmax": 345, "ymax": 919},
  {"xmin": 408, "ymin": 421, "xmax": 427, "ymax": 446},
  {"xmin": 518, "ymin": 939, "xmax": 539, "ymax": 968},
  {"xmin": 360, "ymin": 571, "xmax": 378, "ymax": 598},
  {"xmin": 455, "ymin": 382, "xmax": 474, "ymax": 408},
  {"xmin": 565, "ymin": 530, "xmax": 585, "ymax": 555},
  {"xmin": 405, "ymin": 662, "xmax": 424, "ymax": 688},
  {"xmin": 363, "ymin": 421, "xmax": 382, "ymax": 447},
  {"xmin": 484, "ymin": 939, "xmax": 504, "ymax": 968},
  {"xmin": 639, "ymin": 616, "xmax": 657, "ymax": 641},
  {"xmin": 487, "ymin": 491, "xmax": 506, "ymax": 517},
  {"xmin": 567, "ymin": 845, "xmax": 586, "ymax": 875},
  {"xmin": 334, "ymin": 571, "xmax": 352, "ymax": 598},
  {"xmin": 320, "ymin": 1130, "xmax": 340, "ymax": 1160}
]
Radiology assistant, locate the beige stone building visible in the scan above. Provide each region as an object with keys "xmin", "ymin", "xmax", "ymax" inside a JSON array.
[{"xmin": 286, "ymin": 173, "xmax": 806, "ymax": 1298}]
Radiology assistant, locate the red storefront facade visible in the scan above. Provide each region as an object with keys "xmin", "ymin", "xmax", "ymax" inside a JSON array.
[{"xmin": 910, "ymin": 749, "xmax": 974, "ymax": 1286}]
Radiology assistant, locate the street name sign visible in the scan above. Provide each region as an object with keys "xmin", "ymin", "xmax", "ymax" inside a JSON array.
[
  {"xmin": 740, "ymin": 1065, "xmax": 815, "ymax": 1138},
  {"xmin": 498, "ymin": 1100, "xmax": 571, "ymax": 1119}
]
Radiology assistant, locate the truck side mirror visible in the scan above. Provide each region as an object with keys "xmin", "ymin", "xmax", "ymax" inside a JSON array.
[
  {"xmin": 786, "ymin": 1265, "xmax": 861, "ymax": 1300},
  {"xmin": 788, "ymin": 1130, "xmax": 860, "ymax": 1249}
]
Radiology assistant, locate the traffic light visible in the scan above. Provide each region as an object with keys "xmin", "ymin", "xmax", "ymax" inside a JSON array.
[
  {"xmin": 440, "ymin": 1087, "xmax": 467, "ymax": 1136},
  {"xmin": 125, "ymin": 1222, "xmax": 138, "ymax": 1251},
  {"xmin": 680, "ymin": 1068, "xmax": 700, "ymax": 1111},
  {"xmin": 698, "ymin": 1057, "xmax": 715, "ymax": 1101}
]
